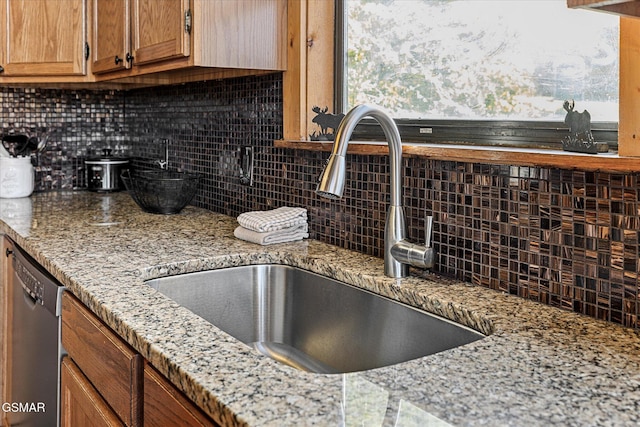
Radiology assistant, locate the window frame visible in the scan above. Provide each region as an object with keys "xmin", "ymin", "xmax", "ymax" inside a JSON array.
[{"xmin": 334, "ymin": 0, "xmax": 619, "ymax": 150}]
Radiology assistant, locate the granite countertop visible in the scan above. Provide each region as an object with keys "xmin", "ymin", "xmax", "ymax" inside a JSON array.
[{"xmin": 2, "ymin": 191, "xmax": 640, "ymax": 426}]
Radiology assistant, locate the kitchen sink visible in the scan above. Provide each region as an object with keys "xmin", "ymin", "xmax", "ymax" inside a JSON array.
[{"xmin": 146, "ymin": 264, "xmax": 485, "ymax": 374}]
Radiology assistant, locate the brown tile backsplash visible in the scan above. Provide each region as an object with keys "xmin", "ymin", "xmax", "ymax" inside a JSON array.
[{"xmin": 1, "ymin": 75, "xmax": 639, "ymax": 329}]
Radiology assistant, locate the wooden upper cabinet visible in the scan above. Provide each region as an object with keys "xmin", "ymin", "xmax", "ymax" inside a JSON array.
[
  {"xmin": 94, "ymin": 0, "xmax": 286, "ymax": 82},
  {"xmin": 0, "ymin": 0, "xmax": 286, "ymax": 85},
  {"xmin": 132, "ymin": 0, "xmax": 190, "ymax": 66},
  {"xmin": 92, "ymin": 0, "xmax": 130, "ymax": 74},
  {"xmin": 93, "ymin": 0, "xmax": 188, "ymax": 75},
  {"xmin": 567, "ymin": 0, "xmax": 640, "ymax": 16},
  {"xmin": 0, "ymin": 0, "xmax": 88, "ymax": 77},
  {"xmin": 193, "ymin": 0, "xmax": 286, "ymax": 70}
]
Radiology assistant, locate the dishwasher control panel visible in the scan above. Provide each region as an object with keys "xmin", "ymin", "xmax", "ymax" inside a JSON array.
[
  {"xmin": 10, "ymin": 242, "xmax": 64, "ymax": 316},
  {"xmin": 15, "ymin": 259, "xmax": 44, "ymax": 304}
]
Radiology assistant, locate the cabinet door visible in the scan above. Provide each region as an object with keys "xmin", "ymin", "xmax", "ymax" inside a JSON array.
[
  {"xmin": 61, "ymin": 357, "xmax": 125, "ymax": 427},
  {"xmin": 195, "ymin": 0, "xmax": 287, "ymax": 70},
  {"xmin": 143, "ymin": 363, "xmax": 218, "ymax": 427},
  {"xmin": 61, "ymin": 293, "xmax": 143, "ymax": 426},
  {"xmin": 92, "ymin": 0, "xmax": 131, "ymax": 74},
  {"xmin": 131, "ymin": 0, "xmax": 190, "ymax": 66},
  {"xmin": 0, "ymin": 0, "xmax": 87, "ymax": 76}
]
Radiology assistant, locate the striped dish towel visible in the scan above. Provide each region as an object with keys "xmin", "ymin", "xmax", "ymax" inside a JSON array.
[
  {"xmin": 237, "ymin": 207, "xmax": 308, "ymax": 232},
  {"xmin": 234, "ymin": 223, "xmax": 309, "ymax": 245}
]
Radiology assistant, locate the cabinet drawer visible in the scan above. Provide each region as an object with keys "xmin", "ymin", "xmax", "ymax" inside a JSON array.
[
  {"xmin": 61, "ymin": 357, "xmax": 124, "ymax": 427},
  {"xmin": 61, "ymin": 293, "xmax": 142, "ymax": 426},
  {"xmin": 143, "ymin": 363, "xmax": 218, "ymax": 427}
]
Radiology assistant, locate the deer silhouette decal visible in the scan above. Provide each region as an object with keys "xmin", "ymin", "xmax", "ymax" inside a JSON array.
[
  {"xmin": 563, "ymin": 100, "xmax": 592, "ymax": 139},
  {"xmin": 310, "ymin": 106, "xmax": 345, "ymax": 141},
  {"xmin": 561, "ymin": 100, "xmax": 602, "ymax": 154}
]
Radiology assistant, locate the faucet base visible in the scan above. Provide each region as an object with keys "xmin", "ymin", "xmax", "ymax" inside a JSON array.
[
  {"xmin": 391, "ymin": 241, "xmax": 435, "ymax": 270},
  {"xmin": 384, "ymin": 205, "xmax": 410, "ymax": 278},
  {"xmin": 386, "ymin": 206, "xmax": 435, "ymax": 278}
]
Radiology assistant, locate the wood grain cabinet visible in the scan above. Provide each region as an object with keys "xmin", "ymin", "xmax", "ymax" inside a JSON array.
[
  {"xmin": 61, "ymin": 292, "xmax": 219, "ymax": 427},
  {"xmin": 61, "ymin": 293, "xmax": 143, "ymax": 426},
  {"xmin": 0, "ymin": 0, "xmax": 285, "ymax": 85},
  {"xmin": 567, "ymin": 0, "xmax": 640, "ymax": 16},
  {"xmin": 61, "ymin": 357, "xmax": 125, "ymax": 427},
  {"xmin": 92, "ymin": 0, "xmax": 190, "ymax": 75},
  {"xmin": 93, "ymin": 0, "xmax": 286, "ymax": 82},
  {"xmin": 0, "ymin": 0, "xmax": 90, "ymax": 81},
  {"xmin": 144, "ymin": 363, "xmax": 219, "ymax": 427}
]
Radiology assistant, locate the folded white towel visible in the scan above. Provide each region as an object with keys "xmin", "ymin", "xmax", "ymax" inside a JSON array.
[
  {"xmin": 237, "ymin": 207, "xmax": 308, "ymax": 232},
  {"xmin": 233, "ymin": 224, "xmax": 309, "ymax": 245}
]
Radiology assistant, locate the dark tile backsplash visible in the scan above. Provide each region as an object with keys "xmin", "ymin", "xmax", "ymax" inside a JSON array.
[
  {"xmin": 1, "ymin": 75, "xmax": 639, "ymax": 329},
  {"xmin": 0, "ymin": 87, "xmax": 126, "ymax": 190}
]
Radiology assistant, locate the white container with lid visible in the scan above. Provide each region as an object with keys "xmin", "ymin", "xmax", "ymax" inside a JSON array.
[{"xmin": 0, "ymin": 157, "xmax": 34, "ymax": 198}]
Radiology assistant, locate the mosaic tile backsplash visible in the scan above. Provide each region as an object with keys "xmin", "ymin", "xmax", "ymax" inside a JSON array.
[
  {"xmin": 1, "ymin": 75, "xmax": 639, "ymax": 329},
  {"xmin": 0, "ymin": 87, "xmax": 126, "ymax": 189}
]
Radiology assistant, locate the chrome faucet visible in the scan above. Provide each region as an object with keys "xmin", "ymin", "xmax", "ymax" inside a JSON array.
[{"xmin": 316, "ymin": 104, "xmax": 435, "ymax": 278}]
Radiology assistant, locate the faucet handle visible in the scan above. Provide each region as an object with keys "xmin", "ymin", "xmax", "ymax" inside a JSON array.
[{"xmin": 425, "ymin": 215, "xmax": 433, "ymax": 248}]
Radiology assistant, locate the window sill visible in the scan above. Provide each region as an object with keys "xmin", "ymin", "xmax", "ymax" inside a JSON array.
[{"xmin": 275, "ymin": 140, "xmax": 640, "ymax": 173}]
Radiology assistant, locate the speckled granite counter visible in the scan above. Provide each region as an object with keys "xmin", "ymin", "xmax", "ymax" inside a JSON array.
[{"xmin": 2, "ymin": 191, "xmax": 640, "ymax": 426}]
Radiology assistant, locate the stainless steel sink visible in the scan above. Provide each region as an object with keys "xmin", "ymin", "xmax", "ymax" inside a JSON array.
[{"xmin": 146, "ymin": 264, "xmax": 485, "ymax": 374}]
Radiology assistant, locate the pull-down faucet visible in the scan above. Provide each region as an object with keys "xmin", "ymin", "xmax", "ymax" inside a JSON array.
[{"xmin": 316, "ymin": 104, "xmax": 435, "ymax": 278}]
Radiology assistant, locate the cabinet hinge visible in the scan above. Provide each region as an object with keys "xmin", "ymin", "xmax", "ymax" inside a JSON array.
[{"xmin": 184, "ymin": 9, "xmax": 192, "ymax": 34}]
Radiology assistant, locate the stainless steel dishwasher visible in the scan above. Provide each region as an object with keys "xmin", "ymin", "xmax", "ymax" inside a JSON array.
[{"xmin": 5, "ymin": 237, "xmax": 66, "ymax": 427}]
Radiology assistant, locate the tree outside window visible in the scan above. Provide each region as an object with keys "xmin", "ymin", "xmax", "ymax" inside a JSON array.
[{"xmin": 346, "ymin": 0, "xmax": 618, "ymax": 124}]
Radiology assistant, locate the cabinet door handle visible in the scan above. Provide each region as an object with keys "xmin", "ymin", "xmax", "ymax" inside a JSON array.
[
  {"xmin": 6, "ymin": 248, "xmax": 13, "ymax": 257},
  {"xmin": 0, "ymin": 65, "xmax": 4, "ymax": 73},
  {"xmin": 114, "ymin": 55, "xmax": 123, "ymax": 65},
  {"xmin": 126, "ymin": 53, "xmax": 134, "ymax": 64}
]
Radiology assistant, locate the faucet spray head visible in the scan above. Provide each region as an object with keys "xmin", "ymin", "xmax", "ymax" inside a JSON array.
[{"xmin": 316, "ymin": 154, "xmax": 346, "ymax": 200}]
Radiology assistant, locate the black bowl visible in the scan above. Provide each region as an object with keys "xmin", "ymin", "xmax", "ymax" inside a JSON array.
[{"xmin": 121, "ymin": 169, "xmax": 201, "ymax": 215}]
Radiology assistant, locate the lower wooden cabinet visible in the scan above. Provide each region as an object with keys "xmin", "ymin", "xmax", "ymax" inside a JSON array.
[
  {"xmin": 61, "ymin": 293, "xmax": 218, "ymax": 427},
  {"xmin": 62, "ymin": 292, "xmax": 143, "ymax": 426},
  {"xmin": 144, "ymin": 363, "xmax": 219, "ymax": 427},
  {"xmin": 61, "ymin": 357, "xmax": 124, "ymax": 427}
]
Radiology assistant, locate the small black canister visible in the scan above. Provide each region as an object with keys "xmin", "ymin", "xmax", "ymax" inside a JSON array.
[{"xmin": 85, "ymin": 149, "xmax": 130, "ymax": 192}]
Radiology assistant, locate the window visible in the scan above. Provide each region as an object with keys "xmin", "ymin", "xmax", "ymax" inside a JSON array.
[{"xmin": 338, "ymin": 0, "xmax": 619, "ymax": 148}]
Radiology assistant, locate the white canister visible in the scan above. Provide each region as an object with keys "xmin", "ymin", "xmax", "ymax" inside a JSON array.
[{"xmin": 0, "ymin": 157, "xmax": 35, "ymax": 198}]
